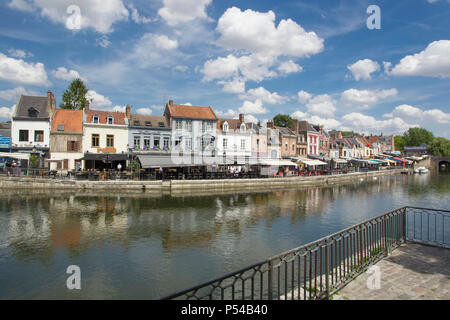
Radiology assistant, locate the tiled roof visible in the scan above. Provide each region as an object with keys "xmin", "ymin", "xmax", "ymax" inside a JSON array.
[
  {"xmin": 51, "ymin": 109, "xmax": 83, "ymax": 132},
  {"xmin": 85, "ymin": 109, "xmax": 127, "ymax": 125},
  {"xmin": 14, "ymin": 95, "xmax": 49, "ymax": 119},
  {"xmin": 276, "ymin": 126, "xmax": 297, "ymax": 136},
  {"xmin": 167, "ymin": 103, "xmax": 218, "ymax": 120},
  {"xmin": 218, "ymin": 118, "xmax": 243, "ymax": 131},
  {"xmin": 129, "ymin": 114, "xmax": 169, "ymax": 128},
  {"xmin": 298, "ymin": 121, "xmax": 318, "ymax": 132}
]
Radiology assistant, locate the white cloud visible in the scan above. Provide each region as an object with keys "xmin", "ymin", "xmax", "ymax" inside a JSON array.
[
  {"xmin": 341, "ymin": 113, "xmax": 413, "ymax": 135},
  {"xmin": 96, "ymin": 37, "xmax": 111, "ymax": 48},
  {"xmin": 245, "ymin": 114, "xmax": 259, "ymax": 124},
  {"xmin": 128, "ymin": 3, "xmax": 152, "ymax": 24},
  {"xmin": 7, "ymin": 0, "xmax": 34, "ymax": 12},
  {"xmin": 277, "ymin": 60, "xmax": 303, "ymax": 74},
  {"xmin": 216, "ymin": 7, "xmax": 324, "ymax": 58},
  {"xmin": 347, "ymin": 59, "xmax": 380, "ymax": 81},
  {"xmin": 0, "ymin": 87, "xmax": 29, "ymax": 101},
  {"xmin": 216, "ymin": 109, "xmax": 238, "ymax": 117},
  {"xmin": 86, "ymin": 90, "xmax": 112, "ymax": 109},
  {"xmin": 149, "ymin": 34, "xmax": 178, "ymax": 50},
  {"xmin": 291, "ymin": 110, "xmax": 308, "ymax": 119},
  {"xmin": 7, "ymin": 48, "xmax": 33, "ymax": 59},
  {"xmin": 15, "ymin": 0, "xmax": 129, "ymax": 34},
  {"xmin": 0, "ymin": 105, "xmax": 15, "ymax": 119},
  {"xmin": 52, "ymin": 67, "xmax": 84, "ymax": 81},
  {"xmin": 136, "ymin": 108, "xmax": 153, "ymax": 115},
  {"xmin": 0, "ymin": 53, "xmax": 49, "ymax": 86},
  {"xmin": 306, "ymin": 94, "xmax": 336, "ymax": 117},
  {"xmin": 218, "ymin": 77, "xmax": 246, "ymax": 94},
  {"xmin": 203, "ymin": 7, "xmax": 323, "ymax": 88},
  {"xmin": 341, "ymin": 88, "xmax": 398, "ymax": 110},
  {"xmin": 297, "ymin": 90, "xmax": 312, "ymax": 104},
  {"xmin": 113, "ymin": 105, "xmax": 126, "ymax": 112},
  {"xmin": 158, "ymin": 0, "xmax": 212, "ymax": 26},
  {"xmin": 174, "ymin": 65, "xmax": 188, "ymax": 72},
  {"xmin": 389, "ymin": 40, "xmax": 450, "ymax": 78},
  {"xmin": 239, "ymin": 87, "xmax": 288, "ymax": 105},
  {"xmin": 238, "ymin": 99, "xmax": 268, "ymax": 114},
  {"xmin": 384, "ymin": 104, "xmax": 450, "ymax": 124},
  {"xmin": 304, "ymin": 115, "xmax": 341, "ymax": 130}
]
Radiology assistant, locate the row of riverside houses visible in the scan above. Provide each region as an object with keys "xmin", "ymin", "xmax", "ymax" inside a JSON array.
[{"xmin": 7, "ymin": 91, "xmax": 396, "ymax": 172}]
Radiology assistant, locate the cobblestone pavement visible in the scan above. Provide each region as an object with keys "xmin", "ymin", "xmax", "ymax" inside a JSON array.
[{"xmin": 333, "ymin": 243, "xmax": 450, "ymax": 300}]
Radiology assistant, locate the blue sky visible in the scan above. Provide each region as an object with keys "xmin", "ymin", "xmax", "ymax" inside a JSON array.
[{"xmin": 0, "ymin": 0, "xmax": 449, "ymax": 137}]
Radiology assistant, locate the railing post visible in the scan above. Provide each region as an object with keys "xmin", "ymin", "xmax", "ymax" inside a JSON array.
[
  {"xmin": 359, "ymin": 227, "xmax": 363, "ymax": 266},
  {"xmin": 325, "ymin": 238, "xmax": 329, "ymax": 300},
  {"xmin": 384, "ymin": 217, "xmax": 389, "ymax": 254},
  {"xmin": 402, "ymin": 207, "xmax": 407, "ymax": 243},
  {"xmin": 268, "ymin": 259, "xmax": 273, "ymax": 300}
]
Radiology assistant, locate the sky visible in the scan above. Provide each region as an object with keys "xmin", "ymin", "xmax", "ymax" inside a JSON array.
[{"xmin": 0, "ymin": 0, "xmax": 449, "ymax": 138}]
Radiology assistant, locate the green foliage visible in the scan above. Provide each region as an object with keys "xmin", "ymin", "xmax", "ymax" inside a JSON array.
[
  {"xmin": 29, "ymin": 154, "xmax": 39, "ymax": 168},
  {"xmin": 394, "ymin": 135, "xmax": 405, "ymax": 151},
  {"xmin": 341, "ymin": 131, "xmax": 361, "ymax": 137},
  {"xmin": 403, "ymin": 127, "xmax": 434, "ymax": 147},
  {"xmin": 428, "ymin": 137, "xmax": 450, "ymax": 156},
  {"xmin": 131, "ymin": 159, "xmax": 141, "ymax": 172},
  {"xmin": 273, "ymin": 114, "xmax": 293, "ymax": 128},
  {"xmin": 59, "ymin": 78, "xmax": 89, "ymax": 110},
  {"xmin": 257, "ymin": 120, "xmax": 262, "ymax": 128}
]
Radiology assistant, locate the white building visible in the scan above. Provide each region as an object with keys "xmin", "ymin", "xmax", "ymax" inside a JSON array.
[
  {"xmin": 216, "ymin": 114, "xmax": 252, "ymax": 162},
  {"xmin": 81, "ymin": 105, "xmax": 129, "ymax": 170},
  {"xmin": 11, "ymin": 91, "xmax": 56, "ymax": 166},
  {"xmin": 164, "ymin": 100, "xmax": 218, "ymax": 158}
]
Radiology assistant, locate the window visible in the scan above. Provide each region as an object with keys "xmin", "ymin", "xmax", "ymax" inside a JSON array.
[
  {"xmin": 106, "ymin": 135, "xmax": 114, "ymax": 147},
  {"xmin": 285, "ymin": 143, "xmax": 288, "ymax": 151},
  {"xmin": 241, "ymin": 139, "xmax": 245, "ymax": 150},
  {"xmin": 159, "ymin": 122, "xmax": 165, "ymax": 128},
  {"xmin": 223, "ymin": 122, "xmax": 229, "ymax": 132},
  {"xmin": 144, "ymin": 137, "xmax": 151, "ymax": 149},
  {"xmin": 256, "ymin": 139, "xmax": 260, "ymax": 147},
  {"xmin": 206, "ymin": 121, "xmax": 213, "ymax": 131},
  {"xmin": 163, "ymin": 138, "xmax": 170, "ymax": 149},
  {"xmin": 240, "ymin": 123, "xmax": 246, "ymax": 132},
  {"xmin": 223, "ymin": 138, "xmax": 228, "ymax": 149},
  {"xmin": 133, "ymin": 120, "xmax": 140, "ymax": 126},
  {"xmin": 292, "ymin": 143, "xmax": 295, "ymax": 151},
  {"xmin": 34, "ymin": 130, "xmax": 44, "ymax": 142},
  {"xmin": 134, "ymin": 136, "xmax": 140, "ymax": 148},
  {"xmin": 176, "ymin": 120, "xmax": 182, "ymax": 130},
  {"xmin": 93, "ymin": 114, "xmax": 99, "ymax": 124},
  {"xmin": 19, "ymin": 130, "xmax": 29, "ymax": 142},
  {"xmin": 154, "ymin": 138, "xmax": 160, "ymax": 148},
  {"xmin": 185, "ymin": 138, "xmax": 192, "ymax": 149},
  {"xmin": 186, "ymin": 120, "xmax": 192, "ymax": 131},
  {"xmin": 107, "ymin": 116, "xmax": 113, "ymax": 124},
  {"xmin": 92, "ymin": 134, "xmax": 99, "ymax": 147},
  {"xmin": 145, "ymin": 121, "xmax": 152, "ymax": 127},
  {"xmin": 68, "ymin": 141, "xmax": 77, "ymax": 152},
  {"xmin": 57, "ymin": 125, "xmax": 65, "ymax": 131}
]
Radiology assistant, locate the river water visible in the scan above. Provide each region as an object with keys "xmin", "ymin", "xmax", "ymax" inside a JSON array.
[{"xmin": 0, "ymin": 173, "xmax": 448, "ymax": 299}]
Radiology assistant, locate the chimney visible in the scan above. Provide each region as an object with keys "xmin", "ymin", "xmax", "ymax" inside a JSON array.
[
  {"xmin": 126, "ymin": 105, "xmax": 131, "ymax": 118},
  {"xmin": 51, "ymin": 92, "xmax": 56, "ymax": 113},
  {"xmin": 84, "ymin": 100, "xmax": 90, "ymax": 111},
  {"xmin": 292, "ymin": 118, "xmax": 299, "ymax": 132},
  {"xmin": 267, "ymin": 120, "xmax": 275, "ymax": 129},
  {"xmin": 239, "ymin": 113, "xmax": 244, "ymax": 123},
  {"xmin": 47, "ymin": 90, "xmax": 52, "ymax": 112},
  {"xmin": 169, "ymin": 99, "xmax": 173, "ymax": 106}
]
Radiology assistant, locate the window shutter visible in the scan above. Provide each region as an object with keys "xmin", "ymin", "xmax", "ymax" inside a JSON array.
[{"xmin": 67, "ymin": 141, "xmax": 71, "ymax": 151}]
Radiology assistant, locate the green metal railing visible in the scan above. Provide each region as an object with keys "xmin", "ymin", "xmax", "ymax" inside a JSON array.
[{"xmin": 160, "ymin": 206, "xmax": 449, "ymax": 300}]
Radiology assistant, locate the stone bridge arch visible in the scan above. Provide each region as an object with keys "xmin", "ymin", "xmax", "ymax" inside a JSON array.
[{"xmin": 431, "ymin": 156, "xmax": 450, "ymax": 172}]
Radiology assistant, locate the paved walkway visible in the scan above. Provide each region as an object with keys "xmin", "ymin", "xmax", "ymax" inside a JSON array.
[{"xmin": 333, "ymin": 243, "xmax": 450, "ymax": 300}]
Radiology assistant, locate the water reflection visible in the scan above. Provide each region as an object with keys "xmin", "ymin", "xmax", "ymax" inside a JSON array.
[{"xmin": 0, "ymin": 174, "xmax": 448, "ymax": 299}]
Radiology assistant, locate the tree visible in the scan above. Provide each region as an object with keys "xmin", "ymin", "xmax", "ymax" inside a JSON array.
[
  {"xmin": 403, "ymin": 127, "xmax": 434, "ymax": 147},
  {"xmin": 60, "ymin": 78, "xmax": 89, "ymax": 110},
  {"xmin": 29, "ymin": 154, "xmax": 39, "ymax": 168},
  {"xmin": 428, "ymin": 137, "xmax": 450, "ymax": 156},
  {"xmin": 257, "ymin": 121, "xmax": 262, "ymax": 128},
  {"xmin": 273, "ymin": 114, "xmax": 293, "ymax": 128},
  {"xmin": 394, "ymin": 135, "xmax": 405, "ymax": 151}
]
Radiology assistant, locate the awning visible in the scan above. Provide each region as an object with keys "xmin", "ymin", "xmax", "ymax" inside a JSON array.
[
  {"xmin": 259, "ymin": 159, "xmax": 298, "ymax": 167},
  {"xmin": 367, "ymin": 159, "xmax": 384, "ymax": 164},
  {"xmin": 0, "ymin": 152, "xmax": 30, "ymax": 160},
  {"xmin": 137, "ymin": 155, "xmax": 239, "ymax": 168},
  {"xmin": 81, "ymin": 153, "xmax": 129, "ymax": 161},
  {"xmin": 297, "ymin": 158, "xmax": 328, "ymax": 166},
  {"xmin": 332, "ymin": 158, "xmax": 348, "ymax": 163}
]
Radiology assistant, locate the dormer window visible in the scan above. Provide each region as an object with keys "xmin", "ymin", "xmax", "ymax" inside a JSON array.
[
  {"xmin": 223, "ymin": 122, "xmax": 229, "ymax": 132},
  {"xmin": 145, "ymin": 121, "xmax": 152, "ymax": 127},
  {"xmin": 159, "ymin": 122, "xmax": 165, "ymax": 127},
  {"xmin": 28, "ymin": 107, "xmax": 39, "ymax": 118},
  {"xmin": 240, "ymin": 123, "xmax": 246, "ymax": 133},
  {"xmin": 107, "ymin": 115, "xmax": 114, "ymax": 124},
  {"xmin": 134, "ymin": 120, "xmax": 140, "ymax": 126},
  {"xmin": 92, "ymin": 114, "xmax": 99, "ymax": 124}
]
